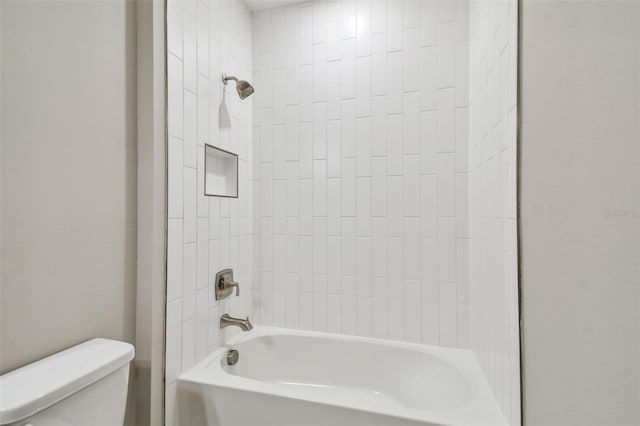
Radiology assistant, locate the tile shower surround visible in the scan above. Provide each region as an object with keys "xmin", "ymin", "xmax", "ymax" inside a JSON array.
[
  {"xmin": 165, "ymin": 0, "xmax": 519, "ymax": 424},
  {"xmin": 251, "ymin": 0, "xmax": 471, "ymax": 349},
  {"xmin": 165, "ymin": 0, "xmax": 254, "ymax": 422},
  {"xmin": 468, "ymin": 0, "xmax": 519, "ymax": 423}
]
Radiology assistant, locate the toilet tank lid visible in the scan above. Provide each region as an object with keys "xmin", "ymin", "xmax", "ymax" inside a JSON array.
[{"xmin": 0, "ymin": 338, "xmax": 135, "ymax": 425}]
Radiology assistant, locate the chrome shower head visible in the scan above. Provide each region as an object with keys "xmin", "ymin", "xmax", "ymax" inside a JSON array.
[{"xmin": 222, "ymin": 74, "xmax": 254, "ymax": 100}]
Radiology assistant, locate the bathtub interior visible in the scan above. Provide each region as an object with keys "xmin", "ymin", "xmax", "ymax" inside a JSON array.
[
  {"xmin": 178, "ymin": 327, "xmax": 507, "ymax": 426},
  {"xmin": 223, "ymin": 334, "xmax": 476, "ymax": 411}
]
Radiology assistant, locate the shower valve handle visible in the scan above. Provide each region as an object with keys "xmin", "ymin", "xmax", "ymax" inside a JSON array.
[{"xmin": 215, "ymin": 269, "xmax": 240, "ymax": 300}]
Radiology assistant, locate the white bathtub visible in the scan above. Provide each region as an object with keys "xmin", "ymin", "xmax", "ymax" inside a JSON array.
[{"xmin": 177, "ymin": 327, "xmax": 506, "ymax": 426}]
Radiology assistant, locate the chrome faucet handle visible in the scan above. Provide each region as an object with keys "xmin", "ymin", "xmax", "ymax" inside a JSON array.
[
  {"xmin": 215, "ymin": 269, "xmax": 240, "ymax": 300},
  {"xmin": 226, "ymin": 279, "xmax": 240, "ymax": 296}
]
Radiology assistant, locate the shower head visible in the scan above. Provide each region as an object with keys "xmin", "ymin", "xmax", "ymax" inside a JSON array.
[{"xmin": 222, "ymin": 74, "xmax": 254, "ymax": 100}]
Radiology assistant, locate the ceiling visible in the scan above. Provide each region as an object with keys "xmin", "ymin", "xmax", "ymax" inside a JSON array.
[{"xmin": 244, "ymin": 0, "xmax": 306, "ymax": 12}]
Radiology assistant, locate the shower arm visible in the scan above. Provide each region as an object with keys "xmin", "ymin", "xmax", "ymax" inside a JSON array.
[{"xmin": 222, "ymin": 74, "xmax": 238, "ymax": 85}]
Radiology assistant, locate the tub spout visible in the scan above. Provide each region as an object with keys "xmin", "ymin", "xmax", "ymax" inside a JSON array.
[{"xmin": 220, "ymin": 313, "xmax": 253, "ymax": 332}]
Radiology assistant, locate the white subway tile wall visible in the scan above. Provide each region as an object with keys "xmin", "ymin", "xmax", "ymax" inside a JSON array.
[
  {"xmin": 166, "ymin": 0, "xmax": 520, "ymax": 425},
  {"xmin": 165, "ymin": 0, "xmax": 254, "ymax": 424},
  {"xmin": 251, "ymin": 0, "xmax": 471, "ymax": 349},
  {"xmin": 468, "ymin": 0, "xmax": 519, "ymax": 425}
]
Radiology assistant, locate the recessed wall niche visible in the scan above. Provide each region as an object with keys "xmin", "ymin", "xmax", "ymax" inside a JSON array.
[{"xmin": 204, "ymin": 144, "xmax": 238, "ymax": 198}]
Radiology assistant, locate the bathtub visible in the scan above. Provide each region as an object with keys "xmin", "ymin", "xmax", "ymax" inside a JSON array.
[{"xmin": 177, "ymin": 327, "xmax": 506, "ymax": 426}]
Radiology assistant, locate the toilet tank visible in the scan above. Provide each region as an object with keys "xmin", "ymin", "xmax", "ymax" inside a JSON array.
[{"xmin": 0, "ymin": 338, "xmax": 135, "ymax": 426}]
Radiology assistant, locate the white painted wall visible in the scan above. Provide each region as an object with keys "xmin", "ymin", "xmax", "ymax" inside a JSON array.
[
  {"xmin": 1, "ymin": 0, "xmax": 137, "ymax": 371},
  {"xmin": 135, "ymin": 0, "xmax": 167, "ymax": 424},
  {"xmin": 251, "ymin": 0, "xmax": 472, "ymax": 348},
  {"xmin": 467, "ymin": 0, "xmax": 519, "ymax": 424},
  {"xmin": 164, "ymin": 0, "xmax": 254, "ymax": 423},
  {"xmin": 1, "ymin": 0, "xmax": 137, "ymax": 422},
  {"xmin": 520, "ymin": 1, "xmax": 639, "ymax": 424}
]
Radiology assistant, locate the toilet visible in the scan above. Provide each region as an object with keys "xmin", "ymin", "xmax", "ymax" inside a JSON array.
[{"xmin": 0, "ymin": 338, "xmax": 135, "ymax": 426}]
